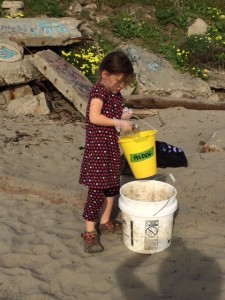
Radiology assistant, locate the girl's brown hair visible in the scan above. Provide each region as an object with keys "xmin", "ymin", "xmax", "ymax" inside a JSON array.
[{"xmin": 97, "ymin": 51, "xmax": 134, "ymax": 82}]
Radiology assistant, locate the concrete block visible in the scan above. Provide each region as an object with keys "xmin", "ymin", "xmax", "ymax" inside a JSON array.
[
  {"xmin": 0, "ymin": 18, "xmax": 82, "ymax": 47},
  {"xmin": 0, "ymin": 55, "xmax": 44, "ymax": 86},
  {"xmin": 6, "ymin": 92, "xmax": 50, "ymax": 116},
  {"xmin": 0, "ymin": 85, "xmax": 33, "ymax": 109},
  {"xmin": 29, "ymin": 50, "xmax": 92, "ymax": 116},
  {"xmin": 36, "ymin": 92, "xmax": 50, "ymax": 115},
  {"xmin": 7, "ymin": 94, "xmax": 39, "ymax": 115}
]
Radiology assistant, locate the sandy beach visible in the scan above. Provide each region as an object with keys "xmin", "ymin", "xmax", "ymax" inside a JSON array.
[{"xmin": 0, "ymin": 106, "xmax": 224, "ymax": 300}]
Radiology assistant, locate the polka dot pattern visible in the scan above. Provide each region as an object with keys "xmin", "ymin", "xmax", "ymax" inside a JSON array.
[
  {"xmin": 82, "ymin": 187, "xmax": 119, "ymax": 221},
  {"xmin": 79, "ymin": 83, "xmax": 123, "ymax": 189}
]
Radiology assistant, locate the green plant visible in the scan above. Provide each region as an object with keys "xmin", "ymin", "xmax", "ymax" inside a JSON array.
[
  {"xmin": 4, "ymin": 12, "xmax": 24, "ymax": 18},
  {"xmin": 94, "ymin": 34, "xmax": 117, "ymax": 54},
  {"xmin": 112, "ymin": 17, "xmax": 142, "ymax": 39},
  {"xmin": 61, "ymin": 42, "xmax": 105, "ymax": 83},
  {"xmin": 190, "ymin": 67, "xmax": 209, "ymax": 79},
  {"xmin": 17, "ymin": 0, "xmax": 71, "ymax": 17},
  {"xmin": 97, "ymin": 0, "xmax": 127, "ymax": 9},
  {"xmin": 112, "ymin": 16, "xmax": 161, "ymax": 41}
]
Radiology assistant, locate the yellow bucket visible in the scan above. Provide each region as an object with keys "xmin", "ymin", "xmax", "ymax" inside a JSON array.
[{"xmin": 118, "ymin": 130, "xmax": 157, "ymax": 179}]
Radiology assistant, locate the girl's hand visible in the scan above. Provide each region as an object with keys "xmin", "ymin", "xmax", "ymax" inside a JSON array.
[
  {"xmin": 121, "ymin": 107, "xmax": 133, "ymax": 120},
  {"xmin": 114, "ymin": 119, "xmax": 133, "ymax": 133}
]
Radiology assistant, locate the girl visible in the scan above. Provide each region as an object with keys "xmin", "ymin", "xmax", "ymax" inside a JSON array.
[{"xmin": 79, "ymin": 51, "xmax": 134, "ymax": 253}]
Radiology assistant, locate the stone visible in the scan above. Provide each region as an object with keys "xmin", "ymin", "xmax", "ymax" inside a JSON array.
[
  {"xmin": 0, "ymin": 85, "xmax": 33, "ymax": 109},
  {"xmin": 67, "ymin": 3, "xmax": 82, "ymax": 16},
  {"xmin": 1, "ymin": 1, "xmax": 24, "ymax": 16},
  {"xmin": 36, "ymin": 92, "xmax": 50, "ymax": 115},
  {"xmin": 1, "ymin": 1, "xmax": 24, "ymax": 9},
  {"xmin": 7, "ymin": 94, "xmax": 39, "ymax": 115},
  {"xmin": 6, "ymin": 92, "xmax": 50, "ymax": 116},
  {"xmin": 187, "ymin": 18, "xmax": 208, "ymax": 36},
  {"xmin": 78, "ymin": 0, "xmax": 96, "ymax": 5},
  {"xmin": 79, "ymin": 23, "xmax": 94, "ymax": 37}
]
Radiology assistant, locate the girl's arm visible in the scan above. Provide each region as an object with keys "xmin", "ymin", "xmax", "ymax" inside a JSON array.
[
  {"xmin": 89, "ymin": 98, "xmax": 133, "ymax": 131},
  {"xmin": 89, "ymin": 98, "xmax": 115, "ymax": 127}
]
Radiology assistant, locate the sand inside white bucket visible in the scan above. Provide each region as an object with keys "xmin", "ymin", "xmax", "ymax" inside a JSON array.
[{"xmin": 121, "ymin": 181, "xmax": 175, "ymax": 202}]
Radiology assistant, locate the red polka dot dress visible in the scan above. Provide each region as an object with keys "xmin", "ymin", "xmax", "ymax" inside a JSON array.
[{"xmin": 79, "ymin": 83, "xmax": 123, "ymax": 189}]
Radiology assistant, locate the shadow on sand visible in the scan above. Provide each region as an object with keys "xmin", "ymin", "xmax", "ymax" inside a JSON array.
[{"xmin": 116, "ymin": 239, "xmax": 222, "ymax": 300}]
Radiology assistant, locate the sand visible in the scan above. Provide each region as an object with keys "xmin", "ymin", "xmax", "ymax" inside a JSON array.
[{"xmin": 0, "ymin": 106, "xmax": 224, "ymax": 300}]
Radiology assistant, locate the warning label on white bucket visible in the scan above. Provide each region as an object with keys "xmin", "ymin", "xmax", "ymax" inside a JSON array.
[{"xmin": 144, "ymin": 220, "xmax": 159, "ymax": 250}]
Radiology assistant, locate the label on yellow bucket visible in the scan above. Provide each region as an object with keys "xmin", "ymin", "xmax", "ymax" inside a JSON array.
[{"xmin": 130, "ymin": 146, "xmax": 154, "ymax": 162}]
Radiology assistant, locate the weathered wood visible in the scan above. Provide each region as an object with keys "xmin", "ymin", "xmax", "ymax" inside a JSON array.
[
  {"xmin": 29, "ymin": 49, "xmax": 92, "ymax": 116},
  {"xmin": 132, "ymin": 108, "xmax": 157, "ymax": 119},
  {"xmin": 0, "ymin": 18, "xmax": 82, "ymax": 46},
  {"xmin": 125, "ymin": 95, "xmax": 225, "ymax": 110}
]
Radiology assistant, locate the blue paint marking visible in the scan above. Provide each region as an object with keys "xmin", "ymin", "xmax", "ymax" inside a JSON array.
[
  {"xmin": 0, "ymin": 46, "xmax": 17, "ymax": 60},
  {"xmin": 34, "ymin": 20, "xmax": 68, "ymax": 37},
  {"xmin": 126, "ymin": 47, "xmax": 140, "ymax": 62},
  {"xmin": 148, "ymin": 62, "xmax": 159, "ymax": 71}
]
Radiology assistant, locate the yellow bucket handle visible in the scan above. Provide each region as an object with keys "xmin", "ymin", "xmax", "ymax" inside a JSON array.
[{"xmin": 133, "ymin": 114, "xmax": 158, "ymax": 132}]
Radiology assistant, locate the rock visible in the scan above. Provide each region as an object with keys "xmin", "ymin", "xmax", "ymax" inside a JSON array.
[
  {"xmin": 207, "ymin": 70, "xmax": 225, "ymax": 90},
  {"xmin": 0, "ymin": 85, "xmax": 33, "ymax": 109},
  {"xmin": 6, "ymin": 93, "xmax": 50, "ymax": 116},
  {"xmin": 79, "ymin": 23, "xmax": 94, "ymax": 37},
  {"xmin": 78, "ymin": 0, "xmax": 96, "ymax": 5},
  {"xmin": 7, "ymin": 94, "xmax": 39, "ymax": 115},
  {"xmin": 82, "ymin": 4, "xmax": 97, "ymax": 20},
  {"xmin": 200, "ymin": 128, "xmax": 225, "ymax": 152},
  {"xmin": 36, "ymin": 92, "xmax": 50, "ymax": 115},
  {"xmin": 67, "ymin": 3, "xmax": 82, "ymax": 16},
  {"xmin": 187, "ymin": 18, "xmax": 208, "ymax": 36},
  {"xmin": 1, "ymin": 1, "xmax": 24, "ymax": 16},
  {"xmin": 120, "ymin": 44, "xmax": 212, "ymax": 98}
]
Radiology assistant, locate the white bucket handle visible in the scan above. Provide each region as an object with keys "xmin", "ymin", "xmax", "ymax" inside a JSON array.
[
  {"xmin": 152, "ymin": 174, "xmax": 177, "ymax": 216},
  {"xmin": 153, "ymin": 197, "xmax": 173, "ymax": 216}
]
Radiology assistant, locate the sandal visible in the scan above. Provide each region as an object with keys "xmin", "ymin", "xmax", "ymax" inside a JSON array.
[
  {"xmin": 98, "ymin": 219, "xmax": 123, "ymax": 234},
  {"xmin": 81, "ymin": 231, "xmax": 104, "ymax": 253}
]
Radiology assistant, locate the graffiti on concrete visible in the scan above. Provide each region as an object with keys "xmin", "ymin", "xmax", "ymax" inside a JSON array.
[
  {"xmin": 0, "ymin": 43, "xmax": 22, "ymax": 62},
  {"xmin": 0, "ymin": 46, "xmax": 17, "ymax": 60},
  {"xmin": 148, "ymin": 62, "xmax": 160, "ymax": 71},
  {"xmin": 0, "ymin": 20, "xmax": 68, "ymax": 38}
]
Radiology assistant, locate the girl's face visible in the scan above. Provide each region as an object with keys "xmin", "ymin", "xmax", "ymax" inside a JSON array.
[{"xmin": 101, "ymin": 71, "xmax": 128, "ymax": 93}]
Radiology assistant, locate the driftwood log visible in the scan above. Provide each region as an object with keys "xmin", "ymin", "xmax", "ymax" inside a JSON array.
[{"xmin": 125, "ymin": 95, "xmax": 225, "ymax": 110}]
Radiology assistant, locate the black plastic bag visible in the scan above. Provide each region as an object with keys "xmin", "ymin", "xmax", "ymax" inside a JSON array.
[
  {"xmin": 120, "ymin": 140, "xmax": 188, "ymax": 176},
  {"xmin": 156, "ymin": 141, "xmax": 188, "ymax": 168}
]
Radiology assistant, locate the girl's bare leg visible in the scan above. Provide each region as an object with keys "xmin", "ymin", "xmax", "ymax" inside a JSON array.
[
  {"xmin": 85, "ymin": 220, "xmax": 95, "ymax": 232},
  {"xmin": 99, "ymin": 196, "xmax": 114, "ymax": 224}
]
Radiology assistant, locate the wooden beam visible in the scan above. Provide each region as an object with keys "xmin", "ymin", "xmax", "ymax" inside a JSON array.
[{"xmin": 125, "ymin": 95, "xmax": 225, "ymax": 110}]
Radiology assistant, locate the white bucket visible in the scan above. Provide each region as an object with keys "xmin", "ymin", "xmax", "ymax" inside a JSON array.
[{"xmin": 119, "ymin": 180, "xmax": 178, "ymax": 254}]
